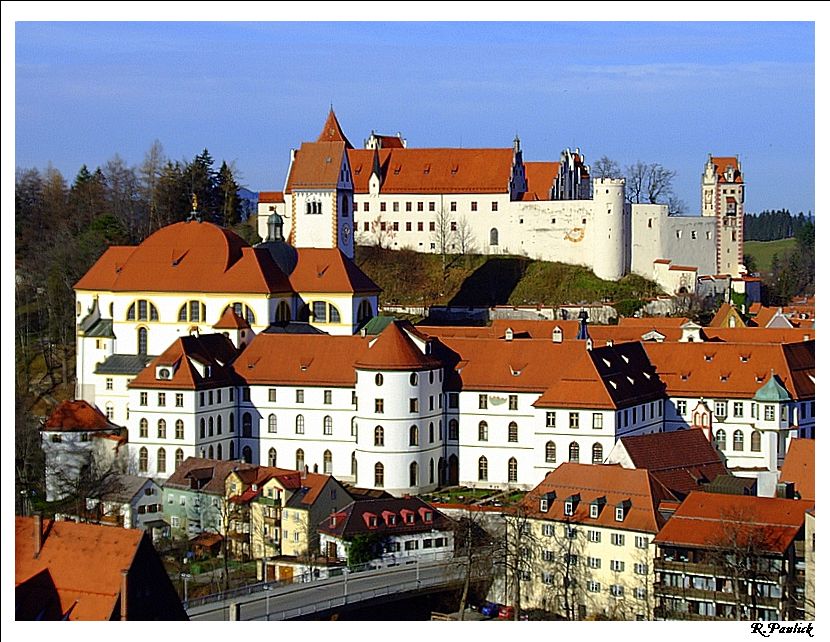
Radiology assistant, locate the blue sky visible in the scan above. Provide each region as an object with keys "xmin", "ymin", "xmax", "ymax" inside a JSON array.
[{"xmin": 12, "ymin": 19, "xmax": 815, "ymax": 215}]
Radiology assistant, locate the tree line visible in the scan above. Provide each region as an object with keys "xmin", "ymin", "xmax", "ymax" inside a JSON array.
[
  {"xmin": 744, "ymin": 209, "xmax": 813, "ymax": 241},
  {"xmin": 593, "ymin": 157, "xmax": 685, "ymax": 214},
  {"xmin": 764, "ymin": 221, "xmax": 815, "ymax": 304}
]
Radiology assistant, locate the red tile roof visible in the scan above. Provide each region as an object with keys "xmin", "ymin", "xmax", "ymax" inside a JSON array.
[
  {"xmin": 317, "ymin": 109, "xmax": 353, "ymax": 148},
  {"xmin": 74, "ymin": 222, "xmax": 293, "ymax": 294},
  {"xmin": 289, "ymin": 248, "xmax": 380, "ymax": 294},
  {"xmin": 319, "ymin": 497, "xmax": 451, "ymax": 539},
  {"xmin": 653, "ymin": 492, "xmax": 812, "ymax": 554},
  {"xmin": 372, "ymin": 134, "xmax": 405, "ymax": 149},
  {"xmin": 617, "ymin": 430, "xmax": 729, "ymax": 497},
  {"xmin": 779, "ymin": 438, "xmax": 814, "ymax": 501},
  {"xmin": 711, "ymin": 156, "xmax": 743, "ymax": 183},
  {"xmin": 42, "ymin": 400, "xmax": 120, "ymax": 432},
  {"xmin": 354, "ymin": 321, "xmax": 442, "ymax": 371},
  {"xmin": 520, "ymin": 463, "xmax": 677, "ymax": 534},
  {"xmin": 213, "ymin": 306, "xmax": 250, "ymax": 330},
  {"xmin": 709, "ymin": 303, "xmax": 746, "ymax": 328},
  {"xmin": 129, "ymin": 334, "xmax": 239, "ymax": 391},
  {"xmin": 233, "ymin": 333, "xmax": 365, "ymax": 386},
  {"xmin": 668, "ymin": 264, "xmax": 698, "ymax": 272},
  {"xmin": 285, "ymin": 141, "xmax": 348, "ymax": 192},
  {"xmin": 258, "ymin": 191, "xmax": 284, "ymax": 204},
  {"xmin": 15, "ymin": 517, "xmax": 141, "ymax": 620},
  {"xmin": 348, "ymin": 147, "xmax": 514, "ymax": 194},
  {"xmin": 165, "ymin": 457, "xmax": 258, "ymax": 494},
  {"xmin": 521, "ymin": 161, "xmax": 558, "ymax": 201}
]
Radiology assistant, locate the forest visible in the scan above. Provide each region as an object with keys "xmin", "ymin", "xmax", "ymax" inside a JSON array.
[{"xmin": 743, "ymin": 209, "xmax": 813, "ymax": 241}]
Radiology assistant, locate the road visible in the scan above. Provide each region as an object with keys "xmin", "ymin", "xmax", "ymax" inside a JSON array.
[{"xmin": 188, "ymin": 557, "xmax": 468, "ymax": 621}]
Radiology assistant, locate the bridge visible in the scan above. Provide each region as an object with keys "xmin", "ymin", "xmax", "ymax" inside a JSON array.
[{"xmin": 186, "ymin": 556, "xmax": 480, "ymax": 621}]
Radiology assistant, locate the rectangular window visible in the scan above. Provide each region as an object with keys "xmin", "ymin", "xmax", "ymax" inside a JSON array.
[
  {"xmin": 509, "ymin": 394, "xmax": 518, "ymax": 410},
  {"xmin": 589, "ymin": 530, "xmax": 601, "ymax": 543},
  {"xmin": 406, "ymin": 222, "xmax": 412, "ymax": 232},
  {"xmin": 375, "ymin": 399, "xmax": 384, "ymax": 414},
  {"xmin": 417, "ymin": 222, "xmax": 424, "ymax": 232},
  {"xmin": 140, "ymin": 392, "xmax": 148, "ymax": 406},
  {"xmin": 715, "ymin": 400, "xmax": 727, "ymax": 418},
  {"xmin": 429, "ymin": 221, "xmax": 436, "ymax": 232},
  {"xmin": 635, "ymin": 535, "xmax": 649, "ymax": 549},
  {"xmin": 363, "ymin": 202, "xmax": 369, "ymax": 212},
  {"xmin": 542, "ymin": 523, "xmax": 555, "ymax": 537},
  {"xmin": 105, "ymin": 377, "xmax": 113, "ymax": 390},
  {"xmin": 364, "ymin": 221, "xmax": 370, "ymax": 232},
  {"xmin": 479, "ymin": 394, "xmax": 488, "ymax": 410},
  {"xmin": 324, "ymin": 390, "xmax": 332, "ymax": 405},
  {"xmin": 569, "ymin": 412, "xmax": 579, "ymax": 429},
  {"xmin": 612, "ymin": 533, "xmax": 625, "ymax": 546},
  {"xmin": 450, "ymin": 201, "xmax": 457, "ymax": 212},
  {"xmin": 592, "ymin": 413, "xmax": 603, "ymax": 429},
  {"xmin": 393, "ymin": 222, "xmax": 399, "ymax": 232},
  {"xmin": 380, "ymin": 222, "xmax": 387, "ymax": 231},
  {"xmin": 393, "ymin": 202, "xmax": 399, "ymax": 212},
  {"xmin": 471, "ymin": 201, "xmax": 478, "ymax": 212},
  {"xmin": 635, "ymin": 563, "xmax": 648, "ymax": 575},
  {"xmin": 733, "ymin": 402, "xmax": 744, "ymax": 418},
  {"xmin": 588, "ymin": 557, "xmax": 601, "ymax": 569},
  {"xmin": 429, "ymin": 396, "xmax": 434, "ymax": 411},
  {"xmin": 242, "ymin": 388, "xmax": 251, "ymax": 402},
  {"xmin": 450, "ymin": 221, "xmax": 457, "ymax": 232},
  {"xmin": 491, "ymin": 201, "xmax": 498, "ymax": 212},
  {"xmin": 565, "ymin": 525, "xmax": 577, "ymax": 539},
  {"xmin": 409, "ymin": 398, "xmax": 419, "ymax": 413},
  {"xmin": 448, "ymin": 393, "xmax": 459, "ymax": 409},
  {"xmin": 546, "ymin": 412, "xmax": 556, "ymax": 428},
  {"xmin": 208, "ymin": 390, "xmax": 213, "ymax": 405},
  {"xmin": 764, "ymin": 405, "xmax": 775, "ymax": 421},
  {"xmin": 157, "ymin": 392, "xmax": 166, "ymax": 407},
  {"xmin": 588, "ymin": 581, "xmax": 600, "ymax": 593},
  {"xmin": 216, "ymin": 389, "xmax": 221, "ymax": 403},
  {"xmin": 406, "ymin": 202, "xmax": 412, "ymax": 212},
  {"xmin": 610, "ymin": 585, "xmax": 624, "ymax": 597},
  {"xmin": 677, "ymin": 400, "xmax": 687, "ymax": 416},
  {"xmin": 269, "ymin": 388, "xmax": 277, "ymax": 402},
  {"xmin": 313, "ymin": 301, "xmax": 327, "ymax": 323},
  {"xmin": 175, "ymin": 393, "xmax": 183, "ymax": 407},
  {"xmin": 229, "ymin": 387, "xmax": 234, "ymax": 402},
  {"xmin": 611, "ymin": 560, "xmax": 625, "ymax": 571},
  {"xmin": 380, "ymin": 202, "xmax": 386, "ymax": 212},
  {"xmin": 296, "ymin": 389, "xmax": 304, "ymax": 403},
  {"xmin": 429, "ymin": 202, "xmax": 435, "ymax": 212},
  {"xmin": 352, "ymin": 391, "xmax": 358, "ymax": 407},
  {"xmin": 417, "ymin": 202, "xmax": 424, "ymax": 212}
]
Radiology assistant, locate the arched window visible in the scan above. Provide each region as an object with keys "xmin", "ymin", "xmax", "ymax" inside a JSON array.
[
  {"xmin": 478, "ymin": 456, "xmax": 488, "ymax": 482},
  {"xmin": 449, "ymin": 454, "xmax": 459, "ymax": 485},
  {"xmin": 358, "ymin": 299, "xmax": 373, "ymax": 324},
  {"xmin": 410, "ymin": 373, "xmax": 419, "ymax": 386},
  {"xmin": 374, "ymin": 462, "xmax": 384, "ymax": 487},
  {"xmin": 275, "ymin": 301, "xmax": 291, "ymax": 324},
  {"xmin": 592, "ymin": 442, "xmax": 603, "ymax": 464},
  {"xmin": 569, "ymin": 441, "xmax": 580, "ymax": 463},
  {"xmin": 229, "ymin": 441, "xmax": 235, "ymax": 460},
  {"xmin": 175, "ymin": 419, "xmax": 184, "ymax": 440},
  {"xmin": 545, "ymin": 441, "xmax": 556, "ymax": 463},
  {"xmin": 508, "ymin": 421, "xmax": 518, "ymax": 443},
  {"xmin": 268, "ymin": 414, "xmax": 277, "ymax": 433},
  {"xmin": 208, "ymin": 416, "xmax": 214, "ymax": 436},
  {"xmin": 296, "ymin": 415, "xmax": 305, "ymax": 434},
  {"xmin": 490, "ymin": 227, "xmax": 499, "ymax": 246},
  {"xmin": 733, "ymin": 430, "xmax": 744, "ymax": 451},
  {"xmin": 429, "ymin": 458, "xmax": 435, "ymax": 484},
  {"xmin": 375, "ymin": 373, "xmax": 384, "ymax": 386},
  {"xmin": 229, "ymin": 412, "xmax": 235, "ymax": 433},
  {"xmin": 127, "ymin": 303, "xmax": 135, "ymax": 321},
  {"xmin": 324, "ymin": 450, "xmax": 332, "ymax": 474},
  {"xmin": 199, "ymin": 418, "xmax": 205, "ymax": 439},
  {"xmin": 137, "ymin": 327, "xmax": 148, "ymax": 354},
  {"xmin": 157, "ymin": 448, "xmax": 166, "ymax": 473},
  {"xmin": 295, "ymin": 449, "xmax": 305, "ymax": 471},
  {"xmin": 715, "ymin": 429, "xmax": 727, "ymax": 450},
  {"xmin": 351, "ymin": 417, "xmax": 358, "ymax": 437},
  {"xmin": 139, "ymin": 447, "xmax": 148, "ymax": 473},
  {"xmin": 410, "ymin": 425, "xmax": 419, "ymax": 446},
  {"xmin": 479, "ymin": 421, "xmax": 488, "ymax": 441},
  {"xmin": 157, "ymin": 419, "xmax": 166, "ymax": 439},
  {"xmin": 208, "ymin": 445, "xmax": 213, "ymax": 459},
  {"xmin": 751, "ymin": 430, "xmax": 762, "ymax": 452},
  {"xmin": 410, "ymin": 461, "xmax": 419, "ymax": 487},
  {"xmin": 374, "ymin": 426, "xmax": 384, "ymax": 447},
  {"xmin": 242, "ymin": 446, "xmax": 252, "ymax": 464},
  {"xmin": 328, "ymin": 304, "xmax": 341, "ymax": 324},
  {"xmin": 508, "ymin": 457, "xmax": 518, "ymax": 483},
  {"xmin": 242, "ymin": 412, "xmax": 252, "ymax": 437},
  {"xmin": 140, "ymin": 418, "xmax": 148, "ymax": 438},
  {"xmin": 449, "ymin": 419, "xmax": 459, "ymax": 440},
  {"xmin": 429, "ymin": 422, "xmax": 435, "ymax": 443},
  {"xmin": 105, "ymin": 403, "xmax": 114, "ymax": 420},
  {"xmin": 175, "ymin": 448, "xmax": 184, "ymax": 469},
  {"xmin": 323, "ymin": 415, "xmax": 333, "ymax": 435},
  {"xmin": 341, "ymin": 194, "xmax": 349, "ymax": 217},
  {"xmin": 268, "ymin": 448, "xmax": 277, "ymax": 467},
  {"xmin": 216, "ymin": 443, "xmax": 222, "ymax": 460},
  {"xmin": 351, "ymin": 452, "xmax": 358, "ymax": 479},
  {"xmin": 178, "ymin": 300, "xmax": 206, "ymax": 323}
]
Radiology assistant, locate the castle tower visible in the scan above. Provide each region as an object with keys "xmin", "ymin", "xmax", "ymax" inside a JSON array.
[
  {"xmin": 591, "ymin": 177, "xmax": 627, "ymax": 281},
  {"xmin": 283, "ymin": 109, "xmax": 356, "ymax": 258},
  {"xmin": 701, "ymin": 155, "xmax": 744, "ymax": 276}
]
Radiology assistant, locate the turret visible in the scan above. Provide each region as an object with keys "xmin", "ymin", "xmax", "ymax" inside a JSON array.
[{"xmin": 590, "ymin": 177, "xmax": 627, "ymax": 281}]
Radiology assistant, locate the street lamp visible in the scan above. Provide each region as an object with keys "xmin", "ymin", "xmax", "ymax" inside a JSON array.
[
  {"xmin": 343, "ymin": 567, "xmax": 349, "ymax": 599},
  {"xmin": 180, "ymin": 572, "xmax": 192, "ymax": 608},
  {"xmin": 263, "ymin": 584, "xmax": 272, "ymax": 620}
]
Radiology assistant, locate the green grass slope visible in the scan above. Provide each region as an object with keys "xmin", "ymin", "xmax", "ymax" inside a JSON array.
[{"xmin": 744, "ymin": 238, "xmax": 797, "ymax": 273}]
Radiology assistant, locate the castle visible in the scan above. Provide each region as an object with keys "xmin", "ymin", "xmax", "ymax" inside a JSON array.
[{"xmin": 258, "ymin": 110, "xmax": 747, "ymax": 294}]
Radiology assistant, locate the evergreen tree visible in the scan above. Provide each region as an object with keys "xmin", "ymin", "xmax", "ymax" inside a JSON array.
[
  {"xmin": 217, "ymin": 161, "xmax": 242, "ymax": 227},
  {"xmin": 185, "ymin": 149, "xmax": 218, "ymax": 222}
]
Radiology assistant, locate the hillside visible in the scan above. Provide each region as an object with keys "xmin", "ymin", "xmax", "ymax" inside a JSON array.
[
  {"xmin": 354, "ymin": 246, "xmax": 661, "ymax": 313},
  {"xmin": 744, "ymin": 238, "xmax": 797, "ymax": 274}
]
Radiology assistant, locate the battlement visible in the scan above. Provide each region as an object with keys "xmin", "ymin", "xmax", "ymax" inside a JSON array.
[{"xmin": 594, "ymin": 177, "xmax": 625, "ymax": 186}]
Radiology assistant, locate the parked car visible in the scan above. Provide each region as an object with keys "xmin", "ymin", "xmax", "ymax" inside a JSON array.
[
  {"xmin": 479, "ymin": 601, "xmax": 499, "ymax": 617},
  {"xmin": 498, "ymin": 605, "xmax": 515, "ymax": 620}
]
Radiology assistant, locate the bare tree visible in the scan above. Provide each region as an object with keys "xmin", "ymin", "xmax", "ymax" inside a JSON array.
[
  {"xmin": 500, "ymin": 504, "xmax": 539, "ymax": 620},
  {"xmin": 359, "ymin": 214, "xmax": 396, "ymax": 249},
  {"xmin": 594, "ymin": 156, "xmax": 622, "ymax": 179},
  {"xmin": 452, "ymin": 507, "xmax": 497, "ymax": 619},
  {"xmin": 140, "ymin": 139, "xmax": 167, "ymax": 234},
  {"xmin": 454, "ymin": 214, "xmax": 477, "ymax": 255},
  {"xmin": 625, "ymin": 161, "xmax": 677, "ymax": 206}
]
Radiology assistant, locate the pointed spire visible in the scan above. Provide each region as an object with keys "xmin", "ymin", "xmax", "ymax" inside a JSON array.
[
  {"xmin": 318, "ymin": 108, "xmax": 353, "ymax": 149},
  {"xmin": 371, "ymin": 146, "xmax": 383, "ymax": 182}
]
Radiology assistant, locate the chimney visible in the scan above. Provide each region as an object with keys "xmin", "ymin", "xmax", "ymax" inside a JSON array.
[
  {"xmin": 33, "ymin": 513, "xmax": 43, "ymax": 558},
  {"xmin": 120, "ymin": 569, "xmax": 129, "ymax": 621},
  {"xmin": 606, "ymin": 340, "xmax": 614, "ymax": 347}
]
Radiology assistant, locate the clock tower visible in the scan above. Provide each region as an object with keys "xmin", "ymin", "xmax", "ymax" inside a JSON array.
[
  {"xmin": 701, "ymin": 154, "xmax": 744, "ymax": 276},
  {"xmin": 283, "ymin": 109, "xmax": 356, "ymax": 259}
]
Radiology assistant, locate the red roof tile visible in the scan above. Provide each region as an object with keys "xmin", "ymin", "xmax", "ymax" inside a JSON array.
[
  {"xmin": 285, "ymin": 141, "xmax": 348, "ymax": 192},
  {"xmin": 42, "ymin": 400, "xmax": 120, "ymax": 432},
  {"xmin": 317, "ymin": 109, "xmax": 353, "ymax": 148},
  {"xmin": 520, "ymin": 463, "xmax": 677, "ymax": 534},
  {"xmin": 354, "ymin": 321, "xmax": 442, "ymax": 371},
  {"xmin": 653, "ymin": 492, "xmax": 812, "ymax": 554},
  {"xmin": 258, "ymin": 191, "xmax": 284, "ymax": 204},
  {"xmin": 521, "ymin": 161, "xmax": 558, "ymax": 201},
  {"xmin": 779, "ymin": 438, "xmax": 814, "ymax": 501},
  {"xmin": 289, "ymin": 248, "xmax": 380, "ymax": 294},
  {"xmin": 129, "ymin": 334, "xmax": 239, "ymax": 391},
  {"xmin": 348, "ymin": 147, "xmax": 514, "ymax": 194},
  {"xmin": 74, "ymin": 222, "xmax": 293, "ymax": 294},
  {"xmin": 213, "ymin": 306, "xmax": 250, "ymax": 330},
  {"xmin": 711, "ymin": 156, "xmax": 743, "ymax": 183}
]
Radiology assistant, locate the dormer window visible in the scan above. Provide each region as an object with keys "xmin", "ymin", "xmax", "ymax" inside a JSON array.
[
  {"xmin": 590, "ymin": 497, "xmax": 605, "ymax": 519},
  {"xmin": 590, "ymin": 504, "xmax": 599, "ymax": 518},
  {"xmin": 156, "ymin": 366, "xmax": 172, "ymax": 380},
  {"xmin": 330, "ymin": 515, "xmax": 337, "ymax": 528},
  {"xmin": 615, "ymin": 507, "xmax": 624, "ymax": 521},
  {"xmin": 424, "ymin": 511, "xmax": 432, "ymax": 523},
  {"xmin": 564, "ymin": 494, "xmax": 579, "ymax": 517},
  {"xmin": 540, "ymin": 497, "xmax": 549, "ymax": 512},
  {"xmin": 405, "ymin": 513, "xmax": 414, "ymax": 524},
  {"xmin": 370, "ymin": 515, "xmax": 378, "ymax": 528}
]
